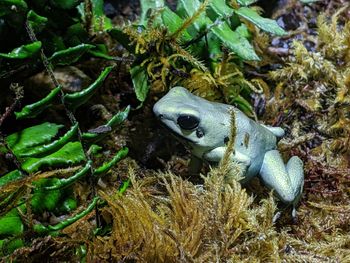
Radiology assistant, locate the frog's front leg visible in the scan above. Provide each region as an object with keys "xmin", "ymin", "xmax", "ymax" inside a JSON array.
[
  {"xmin": 259, "ymin": 150, "xmax": 304, "ymax": 218},
  {"xmin": 188, "ymin": 155, "xmax": 203, "ymax": 175},
  {"xmin": 204, "ymin": 147, "xmax": 251, "ymax": 170}
]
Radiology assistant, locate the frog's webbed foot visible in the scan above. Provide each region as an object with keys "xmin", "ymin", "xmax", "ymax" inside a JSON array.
[{"xmin": 259, "ymin": 150, "xmax": 304, "ymax": 218}]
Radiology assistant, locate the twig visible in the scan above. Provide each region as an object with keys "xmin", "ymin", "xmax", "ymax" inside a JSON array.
[
  {"xmin": 0, "ymin": 83, "xmax": 26, "ymax": 174},
  {"xmin": 0, "ymin": 83, "xmax": 24, "ymax": 128}
]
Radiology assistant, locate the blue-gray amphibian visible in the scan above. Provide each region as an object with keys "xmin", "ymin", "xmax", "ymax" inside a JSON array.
[{"xmin": 153, "ymin": 86, "xmax": 304, "ymax": 217}]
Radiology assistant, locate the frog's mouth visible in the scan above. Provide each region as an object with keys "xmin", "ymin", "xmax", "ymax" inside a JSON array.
[{"xmin": 158, "ymin": 122, "xmax": 197, "ymax": 145}]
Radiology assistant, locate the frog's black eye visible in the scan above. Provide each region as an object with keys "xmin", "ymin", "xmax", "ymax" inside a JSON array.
[{"xmin": 177, "ymin": 115, "xmax": 199, "ymax": 130}]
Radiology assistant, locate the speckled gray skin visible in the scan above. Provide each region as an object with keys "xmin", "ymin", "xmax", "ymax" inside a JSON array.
[{"xmin": 153, "ymin": 86, "xmax": 304, "ymax": 214}]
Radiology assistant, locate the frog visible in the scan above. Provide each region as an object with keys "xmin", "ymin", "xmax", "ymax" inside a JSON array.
[{"xmin": 153, "ymin": 86, "xmax": 304, "ymax": 218}]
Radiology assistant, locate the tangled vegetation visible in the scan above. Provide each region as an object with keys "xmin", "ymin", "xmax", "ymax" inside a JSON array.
[{"xmin": 0, "ymin": 0, "xmax": 350, "ymax": 262}]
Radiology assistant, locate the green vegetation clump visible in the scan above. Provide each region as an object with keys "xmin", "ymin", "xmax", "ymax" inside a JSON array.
[{"xmin": 112, "ymin": 0, "xmax": 285, "ymax": 116}]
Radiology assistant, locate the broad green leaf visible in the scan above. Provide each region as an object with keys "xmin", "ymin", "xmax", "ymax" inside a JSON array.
[
  {"xmin": 161, "ymin": 7, "xmax": 191, "ymax": 41},
  {"xmin": 235, "ymin": 24, "xmax": 251, "ymax": 39},
  {"xmin": 0, "ymin": 209, "xmax": 23, "ymax": 236},
  {"xmin": 91, "ymin": 0, "xmax": 112, "ymax": 30},
  {"xmin": 15, "ymin": 86, "xmax": 61, "ymax": 119},
  {"xmin": 31, "ymin": 178, "xmax": 62, "ymax": 213},
  {"xmin": 236, "ymin": 0, "xmax": 258, "ymax": 6},
  {"xmin": 207, "ymin": 0, "xmax": 241, "ymax": 28},
  {"xmin": 130, "ymin": 65, "xmax": 149, "ymax": 102},
  {"xmin": 27, "ymin": 10, "xmax": 48, "ymax": 33},
  {"xmin": 19, "ymin": 124, "xmax": 79, "ymax": 157},
  {"xmin": 0, "ymin": 239, "xmax": 24, "ymax": 257},
  {"xmin": 7, "ymin": 122, "xmax": 64, "ymax": 156},
  {"xmin": 64, "ymin": 66, "xmax": 114, "ymax": 110},
  {"xmin": 208, "ymin": 0, "xmax": 233, "ymax": 20},
  {"xmin": 48, "ymin": 44, "xmax": 94, "ymax": 66},
  {"xmin": 178, "ymin": 0, "xmax": 207, "ymax": 31},
  {"xmin": 21, "ymin": 141, "xmax": 86, "ymax": 173},
  {"xmin": 59, "ymin": 197, "xmax": 77, "ymax": 213},
  {"xmin": 77, "ymin": 0, "xmax": 112, "ymax": 31},
  {"xmin": 0, "ymin": 41, "xmax": 41, "ymax": 59},
  {"xmin": 211, "ymin": 21, "xmax": 259, "ymax": 60},
  {"xmin": 234, "ymin": 7, "xmax": 286, "ymax": 36},
  {"xmin": 140, "ymin": 0, "xmax": 164, "ymax": 26},
  {"xmin": 0, "ymin": 0, "xmax": 27, "ymax": 17},
  {"xmin": 0, "ymin": 170, "xmax": 23, "ymax": 187}
]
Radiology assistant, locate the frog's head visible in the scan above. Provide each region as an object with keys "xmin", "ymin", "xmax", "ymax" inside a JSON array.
[{"xmin": 153, "ymin": 86, "xmax": 230, "ymax": 153}]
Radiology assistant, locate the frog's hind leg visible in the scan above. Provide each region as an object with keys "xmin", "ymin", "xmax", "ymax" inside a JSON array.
[{"xmin": 259, "ymin": 150, "xmax": 304, "ymax": 218}]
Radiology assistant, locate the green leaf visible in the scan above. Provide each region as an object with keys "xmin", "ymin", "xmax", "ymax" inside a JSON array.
[
  {"xmin": 177, "ymin": 0, "xmax": 207, "ymax": 31},
  {"xmin": 0, "ymin": 170, "xmax": 23, "ymax": 187},
  {"xmin": 94, "ymin": 147, "xmax": 128, "ymax": 176},
  {"xmin": 140, "ymin": 0, "xmax": 164, "ymax": 26},
  {"xmin": 77, "ymin": 0, "xmax": 112, "ymax": 31},
  {"xmin": 33, "ymin": 196, "xmax": 99, "ymax": 234},
  {"xmin": 161, "ymin": 7, "xmax": 192, "ymax": 41},
  {"xmin": 0, "ymin": 41, "xmax": 41, "ymax": 59},
  {"xmin": 235, "ymin": 24, "xmax": 251, "ymax": 39},
  {"xmin": 232, "ymin": 95, "xmax": 255, "ymax": 117},
  {"xmin": 19, "ymin": 124, "xmax": 79, "ymax": 157},
  {"xmin": 15, "ymin": 86, "xmax": 61, "ymax": 119},
  {"xmin": 27, "ymin": 10, "xmax": 48, "ymax": 33},
  {"xmin": 82, "ymin": 106, "xmax": 130, "ymax": 141},
  {"xmin": 64, "ymin": 66, "xmax": 114, "ymax": 110},
  {"xmin": 118, "ymin": 179, "xmax": 130, "ymax": 195},
  {"xmin": 59, "ymin": 197, "xmax": 77, "ymax": 213},
  {"xmin": 208, "ymin": 0, "xmax": 233, "ymax": 20},
  {"xmin": 130, "ymin": 65, "xmax": 149, "ymax": 102},
  {"xmin": 0, "ymin": 209, "xmax": 24, "ymax": 236},
  {"xmin": 234, "ymin": 7, "xmax": 286, "ymax": 36},
  {"xmin": 42, "ymin": 161, "xmax": 92, "ymax": 191},
  {"xmin": 211, "ymin": 21, "xmax": 259, "ymax": 60},
  {"xmin": 48, "ymin": 44, "xmax": 95, "ymax": 66},
  {"xmin": 21, "ymin": 141, "xmax": 86, "ymax": 173},
  {"xmin": 0, "ymin": 0, "xmax": 27, "ymax": 17},
  {"xmin": 6, "ymin": 122, "xmax": 64, "ymax": 156},
  {"xmin": 0, "ymin": 238, "xmax": 24, "ymax": 256},
  {"xmin": 236, "ymin": 0, "xmax": 258, "ymax": 6},
  {"xmin": 207, "ymin": 0, "xmax": 240, "ymax": 28},
  {"xmin": 91, "ymin": 0, "xmax": 112, "ymax": 30},
  {"xmin": 31, "ymin": 178, "xmax": 62, "ymax": 213}
]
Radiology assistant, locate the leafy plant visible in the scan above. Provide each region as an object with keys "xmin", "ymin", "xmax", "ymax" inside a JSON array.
[
  {"xmin": 110, "ymin": 0, "xmax": 285, "ymax": 115},
  {"xmin": 0, "ymin": 0, "xmax": 112, "ymax": 79},
  {"xmin": 0, "ymin": 0, "xmax": 130, "ymax": 257},
  {"xmin": 0, "ymin": 69, "xmax": 129, "ymax": 256}
]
